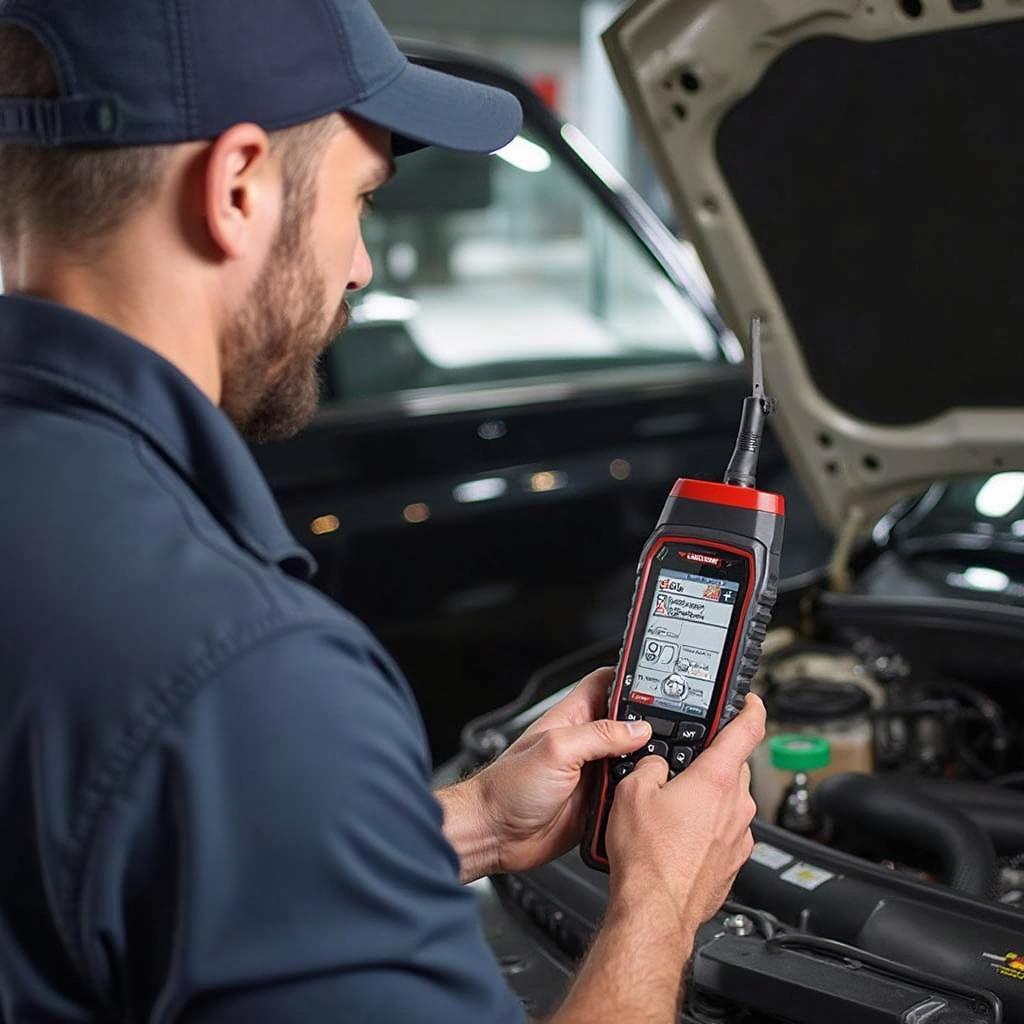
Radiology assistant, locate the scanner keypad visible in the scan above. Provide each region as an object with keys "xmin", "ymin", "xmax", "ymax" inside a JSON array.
[{"xmin": 611, "ymin": 707, "xmax": 708, "ymax": 783}]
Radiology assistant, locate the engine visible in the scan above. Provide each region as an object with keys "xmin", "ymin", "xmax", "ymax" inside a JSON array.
[
  {"xmin": 461, "ymin": 603, "xmax": 1024, "ymax": 1023},
  {"xmin": 751, "ymin": 633, "xmax": 1024, "ymax": 905}
]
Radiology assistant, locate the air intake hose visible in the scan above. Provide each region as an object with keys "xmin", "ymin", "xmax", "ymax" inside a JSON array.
[
  {"xmin": 814, "ymin": 773, "xmax": 998, "ymax": 898},
  {"xmin": 897, "ymin": 776, "xmax": 1024, "ymax": 854}
]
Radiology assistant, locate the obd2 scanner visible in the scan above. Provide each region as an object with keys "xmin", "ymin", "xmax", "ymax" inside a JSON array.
[{"xmin": 582, "ymin": 318, "xmax": 785, "ymax": 872}]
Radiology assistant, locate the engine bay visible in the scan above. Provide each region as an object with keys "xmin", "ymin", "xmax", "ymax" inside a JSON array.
[
  {"xmin": 458, "ymin": 570, "xmax": 1024, "ymax": 1023},
  {"xmin": 752, "ymin": 632, "xmax": 1024, "ymax": 904}
]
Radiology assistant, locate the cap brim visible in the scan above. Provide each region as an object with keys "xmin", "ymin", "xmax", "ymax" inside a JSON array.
[{"xmin": 347, "ymin": 61, "xmax": 523, "ymax": 157}]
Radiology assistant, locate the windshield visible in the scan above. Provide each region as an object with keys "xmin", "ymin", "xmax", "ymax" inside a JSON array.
[{"xmin": 321, "ymin": 125, "xmax": 723, "ymax": 404}]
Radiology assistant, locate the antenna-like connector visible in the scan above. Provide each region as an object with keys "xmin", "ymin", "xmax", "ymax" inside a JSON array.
[{"xmin": 723, "ymin": 316, "xmax": 776, "ymax": 488}]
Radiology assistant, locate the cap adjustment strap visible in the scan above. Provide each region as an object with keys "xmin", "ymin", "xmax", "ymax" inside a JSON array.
[{"xmin": 0, "ymin": 95, "xmax": 121, "ymax": 145}]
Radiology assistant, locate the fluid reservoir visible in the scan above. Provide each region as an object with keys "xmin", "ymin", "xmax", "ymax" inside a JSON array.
[
  {"xmin": 752, "ymin": 679, "xmax": 874, "ymax": 821},
  {"xmin": 772, "ymin": 734, "xmax": 830, "ymax": 838}
]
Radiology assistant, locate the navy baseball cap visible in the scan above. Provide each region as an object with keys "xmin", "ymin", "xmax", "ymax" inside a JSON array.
[{"xmin": 0, "ymin": 0, "xmax": 522, "ymax": 155}]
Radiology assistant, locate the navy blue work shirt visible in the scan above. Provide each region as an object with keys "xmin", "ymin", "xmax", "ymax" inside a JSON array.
[{"xmin": 0, "ymin": 294, "xmax": 524, "ymax": 1024}]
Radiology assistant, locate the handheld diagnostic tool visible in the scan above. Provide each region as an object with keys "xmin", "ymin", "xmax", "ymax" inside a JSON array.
[{"xmin": 582, "ymin": 318, "xmax": 785, "ymax": 872}]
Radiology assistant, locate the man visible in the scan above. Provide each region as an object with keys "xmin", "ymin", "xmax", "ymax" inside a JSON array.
[{"xmin": 0, "ymin": 2, "xmax": 763, "ymax": 1021}]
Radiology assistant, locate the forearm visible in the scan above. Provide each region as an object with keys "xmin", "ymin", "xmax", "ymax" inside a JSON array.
[
  {"xmin": 435, "ymin": 778, "xmax": 499, "ymax": 884},
  {"xmin": 546, "ymin": 895, "xmax": 696, "ymax": 1024}
]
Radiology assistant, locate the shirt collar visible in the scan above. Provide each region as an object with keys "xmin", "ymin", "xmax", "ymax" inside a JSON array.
[{"xmin": 0, "ymin": 293, "xmax": 316, "ymax": 580}]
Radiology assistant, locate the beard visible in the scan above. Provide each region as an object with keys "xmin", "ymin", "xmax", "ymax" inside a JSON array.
[{"xmin": 218, "ymin": 201, "xmax": 350, "ymax": 443}]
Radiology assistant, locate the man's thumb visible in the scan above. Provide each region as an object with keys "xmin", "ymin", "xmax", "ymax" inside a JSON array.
[{"xmin": 557, "ymin": 718, "xmax": 651, "ymax": 766}]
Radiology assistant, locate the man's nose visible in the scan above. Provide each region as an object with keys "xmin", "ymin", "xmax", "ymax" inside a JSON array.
[{"xmin": 347, "ymin": 232, "xmax": 373, "ymax": 292}]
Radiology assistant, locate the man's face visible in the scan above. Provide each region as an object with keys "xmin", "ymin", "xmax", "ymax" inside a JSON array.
[{"xmin": 219, "ymin": 116, "xmax": 393, "ymax": 442}]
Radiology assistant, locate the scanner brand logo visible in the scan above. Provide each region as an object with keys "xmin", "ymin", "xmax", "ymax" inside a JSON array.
[{"xmin": 682, "ymin": 552, "xmax": 724, "ymax": 568}]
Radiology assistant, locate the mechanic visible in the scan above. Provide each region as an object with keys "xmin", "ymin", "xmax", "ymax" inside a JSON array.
[{"xmin": 0, "ymin": 2, "xmax": 763, "ymax": 1022}]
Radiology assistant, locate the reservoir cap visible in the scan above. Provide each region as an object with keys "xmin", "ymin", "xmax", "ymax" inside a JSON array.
[{"xmin": 770, "ymin": 733, "xmax": 831, "ymax": 772}]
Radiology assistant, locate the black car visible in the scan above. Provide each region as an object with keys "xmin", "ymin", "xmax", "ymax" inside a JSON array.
[{"xmin": 253, "ymin": 42, "xmax": 828, "ymax": 764}]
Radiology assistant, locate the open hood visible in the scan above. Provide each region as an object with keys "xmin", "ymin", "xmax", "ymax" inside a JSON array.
[{"xmin": 603, "ymin": 0, "xmax": 1024, "ymax": 536}]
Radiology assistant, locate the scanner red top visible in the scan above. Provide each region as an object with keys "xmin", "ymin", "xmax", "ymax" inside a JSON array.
[{"xmin": 671, "ymin": 478, "xmax": 785, "ymax": 516}]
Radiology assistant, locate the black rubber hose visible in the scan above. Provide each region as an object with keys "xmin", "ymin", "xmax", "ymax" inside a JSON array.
[
  {"xmin": 895, "ymin": 776, "xmax": 1024, "ymax": 854},
  {"xmin": 814, "ymin": 772, "xmax": 998, "ymax": 898}
]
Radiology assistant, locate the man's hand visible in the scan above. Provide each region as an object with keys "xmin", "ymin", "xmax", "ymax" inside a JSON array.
[
  {"xmin": 438, "ymin": 668, "xmax": 650, "ymax": 881},
  {"xmin": 605, "ymin": 693, "xmax": 766, "ymax": 935},
  {"xmin": 552, "ymin": 695, "xmax": 766, "ymax": 1024}
]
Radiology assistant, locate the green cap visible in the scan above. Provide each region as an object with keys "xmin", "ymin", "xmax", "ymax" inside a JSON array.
[{"xmin": 770, "ymin": 733, "xmax": 831, "ymax": 772}]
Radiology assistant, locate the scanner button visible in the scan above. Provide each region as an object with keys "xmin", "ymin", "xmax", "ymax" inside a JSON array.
[
  {"xmin": 642, "ymin": 716, "xmax": 675, "ymax": 739},
  {"xmin": 670, "ymin": 746, "xmax": 695, "ymax": 771},
  {"xmin": 675, "ymin": 722, "xmax": 706, "ymax": 743},
  {"xmin": 637, "ymin": 740, "xmax": 669, "ymax": 761},
  {"xmin": 612, "ymin": 762, "xmax": 633, "ymax": 781}
]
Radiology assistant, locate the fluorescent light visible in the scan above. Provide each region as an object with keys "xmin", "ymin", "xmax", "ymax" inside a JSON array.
[
  {"xmin": 453, "ymin": 478, "xmax": 507, "ymax": 504},
  {"xmin": 720, "ymin": 329, "xmax": 745, "ymax": 364},
  {"xmin": 351, "ymin": 293, "xmax": 420, "ymax": 324},
  {"xmin": 493, "ymin": 135, "xmax": 552, "ymax": 174},
  {"xmin": 975, "ymin": 473, "xmax": 1024, "ymax": 518},
  {"xmin": 948, "ymin": 566, "xmax": 1010, "ymax": 592},
  {"xmin": 560, "ymin": 123, "xmax": 628, "ymax": 192}
]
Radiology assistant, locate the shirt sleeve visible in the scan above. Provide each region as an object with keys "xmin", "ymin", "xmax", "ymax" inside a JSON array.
[{"xmin": 80, "ymin": 622, "xmax": 525, "ymax": 1024}]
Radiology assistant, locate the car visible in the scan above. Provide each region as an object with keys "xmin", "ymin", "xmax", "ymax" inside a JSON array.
[
  {"xmin": 253, "ymin": 41, "xmax": 830, "ymax": 764},
  {"xmin": 440, "ymin": 4, "xmax": 1024, "ymax": 1022}
]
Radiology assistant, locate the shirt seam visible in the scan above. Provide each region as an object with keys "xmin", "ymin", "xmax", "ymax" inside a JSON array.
[
  {"xmin": 65, "ymin": 612, "xmax": 357, "ymax": 997},
  {"xmin": 0, "ymin": 360, "xmax": 292, "ymax": 564},
  {"xmin": 0, "ymin": 360, "xmax": 189, "ymax": 477},
  {"xmin": 132, "ymin": 434, "xmax": 281, "ymax": 613},
  {"xmin": 0, "ymin": 388, "xmax": 136, "ymax": 442}
]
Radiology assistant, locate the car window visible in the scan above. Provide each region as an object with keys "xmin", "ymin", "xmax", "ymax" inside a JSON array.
[{"xmin": 322, "ymin": 125, "xmax": 723, "ymax": 404}]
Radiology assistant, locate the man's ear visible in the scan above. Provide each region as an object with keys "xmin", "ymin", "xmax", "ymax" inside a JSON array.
[{"xmin": 203, "ymin": 123, "xmax": 277, "ymax": 261}]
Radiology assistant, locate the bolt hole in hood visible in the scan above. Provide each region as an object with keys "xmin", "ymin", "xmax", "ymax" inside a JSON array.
[{"xmin": 601, "ymin": 0, "xmax": 1024, "ymax": 540}]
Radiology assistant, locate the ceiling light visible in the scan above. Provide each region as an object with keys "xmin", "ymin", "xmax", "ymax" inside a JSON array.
[
  {"xmin": 351, "ymin": 293, "xmax": 420, "ymax": 324},
  {"xmin": 975, "ymin": 473, "xmax": 1024, "ymax": 518},
  {"xmin": 947, "ymin": 566, "xmax": 1010, "ymax": 592},
  {"xmin": 453, "ymin": 478, "xmax": 507, "ymax": 504},
  {"xmin": 493, "ymin": 136, "xmax": 551, "ymax": 173}
]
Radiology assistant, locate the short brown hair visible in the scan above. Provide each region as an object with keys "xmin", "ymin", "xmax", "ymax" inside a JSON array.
[{"xmin": 0, "ymin": 23, "xmax": 336, "ymax": 260}]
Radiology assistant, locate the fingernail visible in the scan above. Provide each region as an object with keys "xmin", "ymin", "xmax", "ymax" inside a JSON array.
[{"xmin": 626, "ymin": 720, "xmax": 650, "ymax": 737}]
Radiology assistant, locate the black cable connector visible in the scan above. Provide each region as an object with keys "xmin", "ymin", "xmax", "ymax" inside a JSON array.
[{"xmin": 723, "ymin": 316, "xmax": 776, "ymax": 489}]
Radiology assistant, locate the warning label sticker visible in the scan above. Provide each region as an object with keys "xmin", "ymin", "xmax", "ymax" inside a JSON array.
[
  {"xmin": 982, "ymin": 951, "xmax": 1024, "ymax": 982},
  {"xmin": 780, "ymin": 862, "xmax": 835, "ymax": 891},
  {"xmin": 750, "ymin": 842, "xmax": 793, "ymax": 871}
]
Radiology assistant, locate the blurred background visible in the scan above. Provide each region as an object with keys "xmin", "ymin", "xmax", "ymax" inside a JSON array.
[{"xmin": 372, "ymin": 0, "xmax": 676, "ymax": 224}]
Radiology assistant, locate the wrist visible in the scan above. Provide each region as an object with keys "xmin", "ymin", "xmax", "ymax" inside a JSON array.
[
  {"xmin": 608, "ymin": 873, "xmax": 701, "ymax": 949},
  {"xmin": 436, "ymin": 775, "xmax": 501, "ymax": 883}
]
